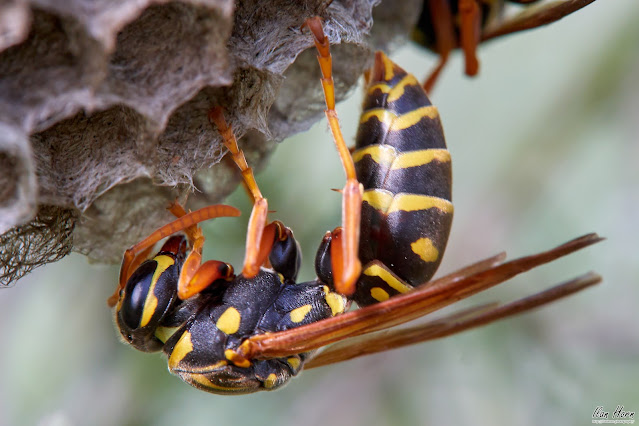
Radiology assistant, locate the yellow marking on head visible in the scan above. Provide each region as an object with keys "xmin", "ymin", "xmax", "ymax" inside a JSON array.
[
  {"xmin": 364, "ymin": 264, "xmax": 412, "ymax": 294},
  {"xmin": 362, "ymin": 189, "xmax": 394, "ymax": 212},
  {"xmin": 224, "ymin": 349, "xmax": 251, "ymax": 368},
  {"xmin": 387, "ymin": 74, "xmax": 420, "ymax": 102},
  {"xmin": 264, "ymin": 373, "xmax": 279, "ymax": 389},
  {"xmin": 154, "ymin": 326, "xmax": 179, "ymax": 343},
  {"xmin": 352, "ymin": 144, "xmax": 398, "ymax": 166},
  {"xmin": 216, "ymin": 306, "xmax": 241, "ymax": 335},
  {"xmin": 390, "ymin": 149, "xmax": 450, "ymax": 170},
  {"xmin": 370, "ymin": 287, "xmax": 390, "ymax": 302},
  {"xmin": 277, "ymin": 273, "xmax": 285, "ymax": 283},
  {"xmin": 390, "ymin": 106, "xmax": 439, "ymax": 131},
  {"xmin": 140, "ymin": 255, "xmax": 175, "ymax": 327},
  {"xmin": 168, "ymin": 331, "xmax": 193, "ymax": 369},
  {"xmin": 388, "ymin": 194, "xmax": 454, "ymax": 214},
  {"xmin": 287, "ymin": 357, "xmax": 301, "ymax": 371},
  {"xmin": 411, "ymin": 237, "xmax": 440, "ymax": 262},
  {"xmin": 290, "ymin": 304, "xmax": 313, "ymax": 323}
]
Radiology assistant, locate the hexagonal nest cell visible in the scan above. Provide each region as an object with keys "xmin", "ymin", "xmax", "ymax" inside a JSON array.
[{"xmin": 0, "ymin": 0, "xmax": 425, "ymax": 286}]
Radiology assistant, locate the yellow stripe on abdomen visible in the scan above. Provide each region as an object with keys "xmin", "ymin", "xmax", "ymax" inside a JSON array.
[
  {"xmin": 352, "ymin": 144, "xmax": 398, "ymax": 165},
  {"xmin": 363, "ymin": 263, "xmax": 413, "ymax": 294},
  {"xmin": 366, "ymin": 74, "xmax": 421, "ymax": 103},
  {"xmin": 353, "ymin": 145, "xmax": 450, "ymax": 172},
  {"xmin": 363, "ymin": 190, "xmax": 453, "ymax": 215},
  {"xmin": 359, "ymin": 106, "xmax": 439, "ymax": 131},
  {"xmin": 362, "ymin": 189, "xmax": 394, "ymax": 212},
  {"xmin": 390, "ymin": 149, "xmax": 450, "ymax": 170},
  {"xmin": 387, "ymin": 194, "xmax": 453, "ymax": 214}
]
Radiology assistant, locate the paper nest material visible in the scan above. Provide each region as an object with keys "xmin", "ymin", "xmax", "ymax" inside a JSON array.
[{"xmin": 0, "ymin": 0, "xmax": 423, "ymax": 285}]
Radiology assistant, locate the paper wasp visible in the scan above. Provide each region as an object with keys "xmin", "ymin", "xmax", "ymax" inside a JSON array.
[
  {"xmin": 108, "ymin": 17, "xmax": 601, "ymax": 394},
  {"xmin": 413, "ymin": 0, "xmax": 599, "ymax": 91}
]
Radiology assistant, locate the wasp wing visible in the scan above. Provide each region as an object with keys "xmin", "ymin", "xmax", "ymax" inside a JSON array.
[
  {"xmin": 238, "ymin": 233, "xmax": 602, "ymax": 361},
  {"xmin": 305, "ymin": 271, "xmax": 600, "ymax": 368}
]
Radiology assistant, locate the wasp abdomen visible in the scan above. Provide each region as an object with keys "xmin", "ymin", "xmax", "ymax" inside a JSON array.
[{"xmin": 353, "ymin": 52, "xmax": 453, "ymax": 306}]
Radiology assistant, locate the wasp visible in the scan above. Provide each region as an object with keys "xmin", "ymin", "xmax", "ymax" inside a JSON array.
[
  {"xmin": 413, "ymin": 0, "xmax": 599, "ymax": 91},
  {"xmin": 108, "ymin": 17, "xmax": 602, "ymax": 394}
]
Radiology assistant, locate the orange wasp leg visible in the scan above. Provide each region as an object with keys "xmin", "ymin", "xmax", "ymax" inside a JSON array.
[
  {"xmin": 304, "ymin": 16, "xmax": 363, "ymax": 296},
  {"xmin": 235, "ymin": 233, "xmax": 602, "ymax": 360},
  {"xmin": 209, "ymin": 107, "xmax": 273, "ymax": 278},
  {"xmin": 481, "ymin": 0, "xmax": 598, "ymax": 42},
  {"xmin": 108, "ymin": 204, "xmax": 241, "ymax": 307},
  {"xmin": 163, "ymin": 201, "xmax": 237, "ymax": 300},
  {"xmin": 423, "ymin": 0, "xmax": 457, "ymax": 92},
  {"xmin": 458, "ymin": 0, "xmax": 481, "ymax": 77}
]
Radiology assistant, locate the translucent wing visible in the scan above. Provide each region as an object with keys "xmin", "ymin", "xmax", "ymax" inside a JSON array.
[
  {"xmin": 305, "ymin": 271, "xmax": 600, "ymax": 368},
  {"xmin": 236, "ymin": 233, "xmax": 602, "ymax": 361}
]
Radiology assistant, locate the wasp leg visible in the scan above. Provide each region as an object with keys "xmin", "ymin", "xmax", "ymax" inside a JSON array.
[
  {"xmin": 459, "ymin": 0, "xmax": 481, "ymax": 77},
  {"xmin": 166, "ymin": 200, "xmax": 199, "ymax": 243},
  {"xmin": 482, "ymin": 0, "xmax": 598, "ymax": 42},
  {"xmin": 422, "ymin": 0, "xmax": 456, "ymax": 92},
  {"xmin": 165, "ymin": 200, "xmax": 237, "ymax": 299},
  {"xmin": 305, "ymin": 271, "xmax": 601, "ymax": 368},
  {"xmin": 209, "ymin": 107, "xmax": 271, "ymax": 278},
  {"xmin": 317, "ymin": 226, "xmax": 356, "ymax": 296},
  {"xmin": 235, "ymin": 233, "xmax": 602, "ymax": 360},
  {"xmin": 177, "ymin": 258, "xmax": 235, "ymax": 300},
  {"xmin": 109, "ymin": 204, "xmax": 241, "ymax": 307},
  {"xmin": 305, "ymin": 16, "xmax": 363, "ymax": 296}
]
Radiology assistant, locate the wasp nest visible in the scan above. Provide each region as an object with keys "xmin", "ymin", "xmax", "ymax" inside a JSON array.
[{"xmin": 0, "ymin": 0, "xmax": 423, "ymax": 285}]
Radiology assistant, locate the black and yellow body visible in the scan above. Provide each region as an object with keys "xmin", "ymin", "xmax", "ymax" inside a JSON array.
[
  {"xmin": 347, "ymin": 53, "xmax": 453, "ymax": 307},
  {"xmin": 114, "ymin": 53, "xmax": 451, "ymax": 392},
  {"xmin": 114, "ymin": 226, "xmax": 347, "ymax": 394},
  {"xmin": 162, "ymin": 271, "xmax": 346, "ymax": 394},
  {"xmin": 112, "ymin": 42, "xmax": 602, "ymax": 395}
]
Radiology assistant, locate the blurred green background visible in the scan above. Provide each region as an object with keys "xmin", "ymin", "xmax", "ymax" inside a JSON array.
[{"xmin": 1, "ymin": 1, "xmax": 638, "ymax": 425}]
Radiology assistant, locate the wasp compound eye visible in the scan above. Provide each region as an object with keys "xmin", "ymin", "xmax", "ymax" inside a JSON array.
[{"xmin": 116, "ymin": 255, "xmax": 180, "ymax": 352}]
